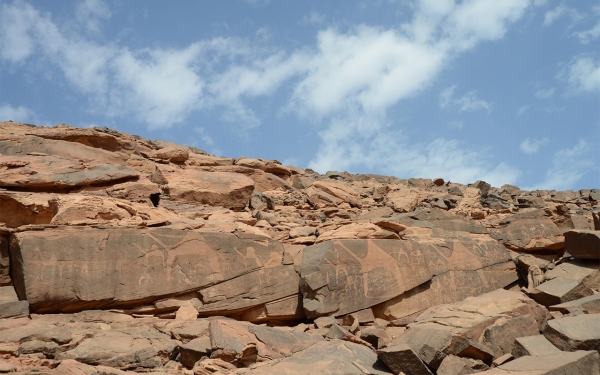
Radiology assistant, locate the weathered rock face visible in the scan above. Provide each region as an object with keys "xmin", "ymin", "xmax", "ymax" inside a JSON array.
[
  {"xmin": 158, "ymin": 166, "xmax": 255, "ymax": 211},
  {"xmin": 543, "ymin": 314, "xmax": 600, "ymax": 353},
  {"xmin": 390, "ymin": 289, "xmax": 549, "ymax": 370},
  {"xmin": 565, "ymin": 230, "xmax": 600, "ymax": 259},
  {"xmin": 300, "ymin": 237, "xmax": 515, "ymax": 317},
  {"xmin": 10, "ymin": 228, "xmax": 289, "ymax": 313},
  {"xmin": 1, "ymin": 121, "xmax": 599, "ymax": 375},
  {"xmin": 0, "ymin": 155, "xmax": 139, "ymax": 191}
]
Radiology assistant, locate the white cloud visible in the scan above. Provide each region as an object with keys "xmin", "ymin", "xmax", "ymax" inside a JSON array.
[
  {"xmin": 76, "ymin": 0, "xmax": 111, "ymax": 35},
  {"xmin": 516, "ymin": 104, "xmax": 531, "ymax": 115},
  {"xmin": 449, "ymin": 120, "xmax": 465, "ymax": 130},
  {"xmin": 543, "ymin": 5, "xmax": 583, "ymax": 26},
  {"xmin": 575, "ymin": 22, "xmax": 600, "ymax": 44},
  {"xmin": 439, "ymin": 85, "xmax": 493, "ymax": 112},
  {"xmin": 1, "ymin": 0, "xmax": 533, "ymax": 187},
  {"xmin": 302, "ymin": 11, "xmax": 326, "ymax": 25},
  {"xmin": 534, "ymin": 87, "xmax": 555, "ymax": 99},
  {"xmin": 560, "ymin": 56, "xmax": 600, "ymax": 94},
  {"xmin": 108, "ymin": 45, "xmax": 205, "ymax": 129},
  {"xmin": 0, "ymin": 1, "xmax": 38, "ymax": 62},
  {"xmin": 519, "ymin": 137, "xmax": 549, "ymax": 154},
  {"xmin": 308, "ymin": 113, "xmax": 520, "ymax": 186},
  {"xmin": 527, "ymin": 140, "xmax": 594, "ymax": 190},
  {"xmin": 0, "ymin": 103, "xmax": 36, "ymax": 123}
]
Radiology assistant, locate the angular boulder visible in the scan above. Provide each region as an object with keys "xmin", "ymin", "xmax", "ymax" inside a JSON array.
[
  {"xmin": 390, "ymin": 289, "xmax": 549, "ymax": 370},
  {"xmin": 479, "ymin": 351, "xmax": 600, "ymax": 374},
  {"xmin": 543, "ymin": 314, "xmax": 600, "ymax": 353},
  {"xmin": 300, "ymin": 237, "xmax": 515, "ymax": 318},
  {"xmin": 0, "ymin": 155, "xmax": 139, "ymax": 191},
  {"xmin": 565, "ymin": 230, "xmax": 600, "ymax": 259},
  {"xmin": 489, "ymin": 217, "xmax": 564, "ymax": 253},
  {"xmin": 10, "ymin": 228, "xmax": 288, "ymax": 312},
  {"xmin": 158, "ymin": 166, "xmax": 254, "ymax": 211}
]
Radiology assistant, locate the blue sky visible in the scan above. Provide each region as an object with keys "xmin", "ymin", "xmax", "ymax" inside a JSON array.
[{"xmin": 1, "ymin": 0, "xmax": 598, "ymax": 190}]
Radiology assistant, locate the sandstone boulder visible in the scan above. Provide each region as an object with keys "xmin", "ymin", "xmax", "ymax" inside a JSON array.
[
  {"xmin": 233, "ymin": 340, "xmax": 392, "ymax": 374},
  {"xmin": 478, "ymin": 350, "xmax": 600, "ymax": 374},
  {"xmin": 158, "ymin": 166, "xmax": 254, "ymax": 211},
  {"xmin": 390, "ymin": 289, "xmax": 549, "ymax": 370},
  {"xmin": 0, "ymin": 155, "xmax": 139, "ymax": 191},
  {"xmin": 300, "ymin": 237, "xmax": 515, "ymax": 318},
  {"xmin": 10, "ymin": 228, "xmax": 288, "ymax": 313},
  {"xmin": 565, "ymin": 230, "xmax": 600, "ymax": 259},
  {"xmin": 489, "ymin": 217, "xmax": 564, "ymax": 253},
  {"xmin": 512, "ymin": 335, "xmax": 560, "ymax": 358},
  {"xmin": 543, "ymin": 314, "xmax": 600, "ymax": 353}
]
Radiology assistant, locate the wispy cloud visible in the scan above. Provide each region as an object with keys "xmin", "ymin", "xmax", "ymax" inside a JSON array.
[
  {"xmin": 1, "ymin": 0, "xmax": 533, "ymax": 187},
  {"xmin": 534, "ymin": 87, "xmax": 555, "ymax": 99},
  {"xmin": 516, "ymin": 104, "xmax": 531, "ymax": 116},
  {"xmin": 0, "ymin": 103, "xmax": 36, "ymax": 123},
  {"xmin": 75, "ymin": 0, "xmax": 111, "ymax": 35},
  {"xmin": 301, "ymin": 11, "xmax": 326, "ymax": 25},
  {"xmin": 559, "ymin": 56, "xmax": 600, "ymax": 94},
  {"xmin": 543, "ymin": 5, "xmax": 583, "ymax": 26},
  {"xmin": 520, "ymin": 137, "xmax": 549, "ymax": 154},
  {"xmin": 449, "ymin": 120, "xmax": 465, "ymax": 130},
  {"xmin": 526, "ymin": 140, "xmax": 595, "ymax": 190},
  {"xmin": 439, "ymin": 85, "xmax": 493, "ymax": 113}
]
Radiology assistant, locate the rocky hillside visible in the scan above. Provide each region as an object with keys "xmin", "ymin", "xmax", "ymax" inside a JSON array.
[{"xmin": 0, "ymin": 121, "xmax": 599, "ymax": 375}]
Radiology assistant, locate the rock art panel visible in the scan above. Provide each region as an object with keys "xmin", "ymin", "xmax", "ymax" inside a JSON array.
[
  {"xmin": 299, "ymin": 237, "xmax": 514, "ymax": 317},
  {"xmin": 10, "ymin": 228, "xmax": 286, "ymax": 312}
]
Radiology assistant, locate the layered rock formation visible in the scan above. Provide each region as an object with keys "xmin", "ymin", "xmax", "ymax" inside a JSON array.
[{"xmin": 0, "ymin": 121, "xmax": 599, "ymax": 375}]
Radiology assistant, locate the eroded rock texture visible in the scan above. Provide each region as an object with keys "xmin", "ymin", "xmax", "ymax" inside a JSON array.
[{"xmin": 0, "ymin": 121, "xmax": 599, "ymax": 375}]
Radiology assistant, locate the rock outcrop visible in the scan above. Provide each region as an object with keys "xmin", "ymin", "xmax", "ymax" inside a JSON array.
[{"xmin": 0, "ymin": 121, "xmax": 598, "ymax": 375}]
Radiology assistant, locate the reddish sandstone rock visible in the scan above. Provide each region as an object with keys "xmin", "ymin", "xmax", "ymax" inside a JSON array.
[
  {"xmin": 300, "ymin": 237, "xmax": 515, "ymax": 318},
  {"xmin": 10, "ymin": 228, "xmax": 289, "ymax": 313},
  {"xmin": 158, "ymin": 165, "xmax": 254, "ymax": 211}
]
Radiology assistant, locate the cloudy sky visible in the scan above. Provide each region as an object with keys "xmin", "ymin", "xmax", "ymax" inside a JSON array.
[{"xmin": 1, "ymin": 0, "xmax": 598, "ymax": 190}]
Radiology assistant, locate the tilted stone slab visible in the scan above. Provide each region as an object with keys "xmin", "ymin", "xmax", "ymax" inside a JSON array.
[
  {"xmin": 489, "ymin": 217, "xmax": 564, "ymax": 252},
  {"xmin": 390, "ymin": 289, "xmax": 549, "ymax": 370},
  {"xmin": 197, "ymin": 265, "xmax": 300, "ymax": 316},
  {"xmin": 373, "ymin": 261, "xmax": 518, "ymax": 322},
  {"xmin": 543, "ymin": 314, "xmax": 600, "ymax": 353},
  {"xmin": 550, "ymin": 294, "xmax": 600, "ymax": 315},
  {"xmin": 0, "ymin": 155, "xmax": 139, "ymax": 190},
  {"xmin": 565, "ymin": 230, "xmax": 600, "ymax": 260},
  {"xmin": 299, "ymin": 237, "xmax": 514, "ymax": 317},
  {"xmin": 478, "ymin": 351, "xmax": 600, "ymax": 375},
  {"xmin": 10, "ymin": 228, "xmax": 287, "ymax": 313}
]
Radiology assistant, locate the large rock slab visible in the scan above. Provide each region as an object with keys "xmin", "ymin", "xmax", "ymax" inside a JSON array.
[
  {"xmin": 543, "ymin": 314, "xmax": 600, "ymax": 353},
  {"xmin": 55, "ymin": 327, "xmax": 177, "ymax": 369},
  {"xmin": 512, "ymin": 335, "xmax": 560, "ymax": 358},
  {"xmin": 565, "ymin": 230, "xmax": 600, "ymax": 259},
  {"xmin": 489, "ymin": 217, "xmax": 564, "ymax": 253},
  {"xmin": 373, "ymin": 261, "xmax": 518, "ymax": 322},
  {"xmin": 0, "ymin": 191, "xmax": 56, "ymax": 228},
  {"xmin": 390, "ymin": 289, "xmax": 549, "ymax": 370},
  {"xmin": 197, "ymin": 265, "xmax": 300, "ymax": 316},
  {"xmin": 300, "ymin": 237, "xmax": 515, "ymax": 317},
  {"xmin": 233, "ymin": 340, "xmax": 392, "ymax": 375},
  {"xmin": 0, "ymin": 286, "xmax": 29, "ymax": 318},
  {"xmin": 208, "ymin": 319, "xmax": 324, "ymax": 364},
  {"xmin": 377, "ymin": 344, "xmax": 434, "ymax": 375},
  {"xmin": 0, "ymin": 155, "xmax": 139, "ymax": 191},
  {"xmin": 550, "ymin": 294, "xmax": 600, "ymax": 315},
  {"xmin": 158, "ymin": 165, "xmax": 254, "ymax": 211},
  {"xmin": 478, "ymin": 351, "xmax": 600, "ymax": 374},
  {"xmin": 10, "ymin": 228, "xmax": 288, "ymax": 312}
]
